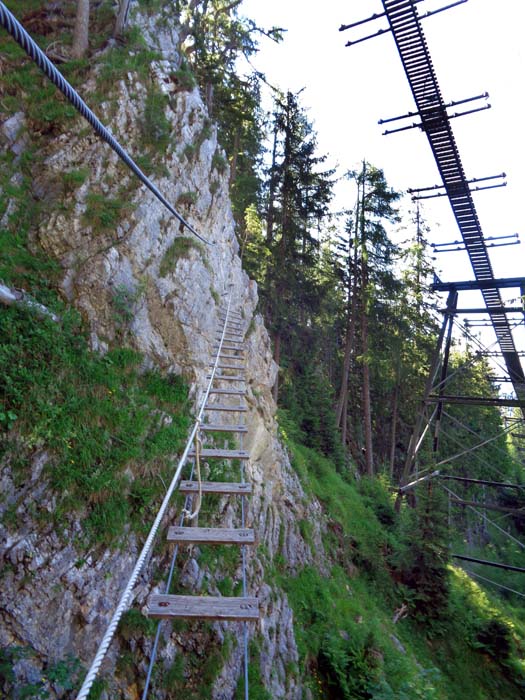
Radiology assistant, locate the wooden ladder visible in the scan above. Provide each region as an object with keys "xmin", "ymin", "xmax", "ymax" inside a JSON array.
[{"xmin": 147, "ymin": 308, "xmax": 259, "ymax": 622}]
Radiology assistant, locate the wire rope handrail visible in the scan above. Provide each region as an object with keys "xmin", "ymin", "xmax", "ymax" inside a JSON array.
[
  {"xmin": 76, "ymin": 288, "xmax": 236, "ymax": 700},
  {"xmin": 0, "ymin": 1, "xmax": 211, "ymax": 245}
]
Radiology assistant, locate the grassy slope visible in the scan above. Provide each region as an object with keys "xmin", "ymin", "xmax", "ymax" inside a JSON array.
[{"xmin": 276, "ymin": 423, "xmax": 525, "ymax": 699}]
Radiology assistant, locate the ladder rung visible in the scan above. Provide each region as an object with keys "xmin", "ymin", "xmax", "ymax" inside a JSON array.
[
  {"xmin": 212, "ymin": 364, "xmax": 246, "ymax": 370},
  {"xmin": 207, "ymin": 375, "xmax": 246, "ymax": 381},
  {"xmin": 200, "ymin": 423, "xmax": 247, "ymax": 432},
  {"xmin": 179, "ymin": 480, "xmax": 252, "ymax": 495},
  {"xmin": 219, "ymin": 317, "xmax": 242, "ymax": 324},
  {"xmin": 188, "ymin": 448, "xmax": 249, "ymax": 459},
  {"xmin": 209, "ymin": 388, "xmax": 246, "ymax": 395},
  {"xmin": 167, "ymin": 526, "xmax": 254, "ymax": 544},
  {"xmin": 147, "ymin": 594, "xmax": 259, "ymax": 621},
  {"xmin": 214, "ymin": 344, "xmax": 245, "ymax": 351},
  {"xmin": 204, "ymin": 404, "xmax": 247, "ymax": 412}
]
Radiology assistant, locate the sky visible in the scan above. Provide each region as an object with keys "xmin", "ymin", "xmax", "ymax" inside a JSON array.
[{"xmin": 241, "ymin": 0, "xmax": 525, "ymax": 389}]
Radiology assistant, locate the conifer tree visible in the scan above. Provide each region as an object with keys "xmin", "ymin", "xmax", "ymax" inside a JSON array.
[
  {"xmin": 335, "ymin": 163, "xmax": 399, "ymax": 474},
  {"xmin": 262, "ymin": 91, "xmax": 335, "ymax": 403}
]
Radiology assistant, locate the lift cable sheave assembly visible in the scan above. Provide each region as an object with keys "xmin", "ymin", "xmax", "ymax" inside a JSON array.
[{"xmin": 0, "ymin": 1, "xmax": 211, "ymax": 245}]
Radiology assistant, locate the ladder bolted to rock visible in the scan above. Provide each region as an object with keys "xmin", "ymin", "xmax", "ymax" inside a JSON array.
[{"xmin": 147, "ymin": 306, "xmax": 260, "ymax": 623}]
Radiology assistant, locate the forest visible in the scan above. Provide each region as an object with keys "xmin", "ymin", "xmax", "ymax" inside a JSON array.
[{"xmin": 1, "ymin": 1, "xmax": 525, "ymax": 698}]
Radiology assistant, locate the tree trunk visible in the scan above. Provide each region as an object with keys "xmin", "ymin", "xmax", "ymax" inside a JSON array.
[
  {"xmin": 229, "ymin": 128, "xmax": 240, "ymax": 188},
  {"xmin": 336, "ymin": 196, "xmax": 360, "ymax": 429},
  {"xmin": 265, "ymin": 122, "xmax": 279, "ymax": 245},
  {"xmin": 389, "ymin": 382, "xmax": 399, "ymax": 479},
  {"xmin": 272, "ymin": 332, "xmax": 281, "ymax": 403},
  {"xmin": 205, "ymin": 82, "xmax": 214, "ymax": 116},
  {"xmin": 336, "ymin": 311, "xmax": 353, "ymax": 426},
  {"xmin": 341, "ymin": 389, "xmax": 348, "ymax": 446},
  {"xmin": 72, "ymin": 0, "xmax": 90, "ymax": 59},
  {"xmin": 114, "ymin": 0, "xmax": 132, "ymax": 38},
  {"xmin": 362, "ymin": 310, "xmax": 374, "ymax": 476},
  {"xmin": 360, "ymin": 163, "xmax": 374, "ymax": 476}
]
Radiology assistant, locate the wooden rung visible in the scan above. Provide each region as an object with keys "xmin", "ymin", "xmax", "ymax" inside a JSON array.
[
  {"xmin": 207, "ymin": 375, "xmax": 246, "ymax": 381},
  {"xmin": 167, "ymin": 526, "xmax": 254, "ymax": 544},
  {"xmin": 214, "ymin": 344, "xmax": 245, "ymax": 351},
  {"xmin": 200, "ymin": 423, "xmax": 247, "ymax": 432},
  {"xmin": 188, "ymin": 448, "xmax": 249, "ymax": 459},
  {"xmin": 179, "ymin": 480, "xmax": 252, "ymax": 495},
  {"xmin": 209, "ymin": 388, "xmax": 246, "ymax": 395},
  {"xmin": 147, "ymin": 595, "xmax": 260, "ymax": 621},
  {"xmin": 204, "ymin": 404, "xmax": 247, "ymax": 412},
  {"xmin": 212, "ymin": 364, "xmax": 246, "ymax": 370}
]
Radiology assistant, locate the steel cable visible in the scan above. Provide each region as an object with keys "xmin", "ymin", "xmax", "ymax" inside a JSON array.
[
  {"xmin": 240, "ymin": 431, "xmax": 249, "ymax": 700},
  {"xmin": 440, "ymin": 483, "xmax": 525, "ymax": 551},
  {"xmin": 462, "ymin": 569, "xmax": 525, "ymax": 599},
  {"xmin": 442, "ymin": 410, "xmax": 525, "ymax": 478},
  {"xmin": 141, "ymin": 463, "xmax": 196, "ymax": 700},
  {"xmin": 0, "ymin": 1, "xmax": 210, "ymax": 245}
]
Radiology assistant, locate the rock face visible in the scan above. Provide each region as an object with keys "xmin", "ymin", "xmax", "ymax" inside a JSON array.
[{"xmin": 0, "ymin": 10, "xmax": 327, "ymax": 700}]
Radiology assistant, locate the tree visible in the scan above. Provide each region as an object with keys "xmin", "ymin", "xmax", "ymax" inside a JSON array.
[
  {"xmin": 114, "ymin": 0, "xmax": 132, "ymax": 38},
  {"xmin": 334, "ymin": 163, "xmax": 400, "ymax": 474},
  {"xmin": 72, "ymin": 0, "xmax": 90, "ymax": 59},
  {"xmin": 262, "ymin": 91, "xmax": 335, "ymax": 403}
]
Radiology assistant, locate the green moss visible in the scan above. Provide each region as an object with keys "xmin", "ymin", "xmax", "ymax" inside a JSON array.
[
  {"xmin": 161, "ymin": 654, "xmax": 185, "ymax": 689},
  {"xmin": 183, "ymin": 143, "xmax": 198, "ymax": 161},
  {"xmin": 98, "ymin": 30, "xmax": 160, "ymax": 86},
  {"xmin": 159, "ymin": 236, "xmax": 206, "ymax": 276},
  {"xmin": 119, "ymin": 608, "xmax": 156, "ymax": 640},
  {"xmin": 172, "ymin": 61, "xmax": 197, "ymax": 91},
  {"xmin": 141, "ymin": 89, "xmax": 171, "ymax": 149},
  {"xmin": 63, "ymin": 168, "xmax": 90, "ymax": 192},
  {"xmin": 83, "ymin": 192, "xmax": 128, "ymax": 233},
  {"xmin": 212, "ymin": 151, "xmax": 227, "ymax": 174},
  {"xmin": 235, "ymin": 642, "xmax": 271, "ymax": 700},
  {"xmin": 176, "ymin": 191, "xmax": 198, "ymax": 208}
]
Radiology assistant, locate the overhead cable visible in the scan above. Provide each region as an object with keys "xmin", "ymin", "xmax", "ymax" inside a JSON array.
[
  {"xmin": 463, "ymin": 569, "xmax": 525, "ymax": 599},
  {"xmin": 440, "ymin": 484, "xmax": 525, "ymax": 551}
]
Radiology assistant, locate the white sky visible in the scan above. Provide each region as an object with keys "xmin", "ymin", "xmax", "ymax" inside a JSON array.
[{"xmin": 242, "ymin": 0, "xmax": 525, "ymax": 387}]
